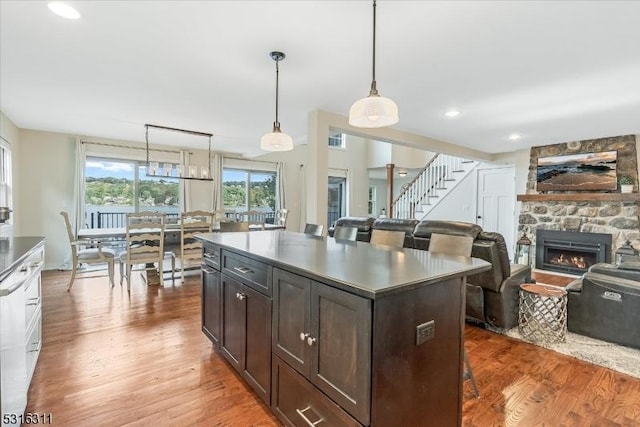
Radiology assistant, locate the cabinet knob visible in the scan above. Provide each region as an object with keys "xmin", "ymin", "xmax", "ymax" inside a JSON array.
[
  {"xmin": 299, "ymin": 332, "xmax": 309, "ymax": 341},
  {"xmin": 236, "ymin": 292, "xmax": 246, "ymax": 300},
  {"xmin": 306, "ymin": 336, "xmax": 316, "ymax": 346}
]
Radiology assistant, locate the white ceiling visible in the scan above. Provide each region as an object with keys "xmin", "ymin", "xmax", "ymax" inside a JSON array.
[{"xmin": 1, "ymin": 1, "xmax": 639, "ymax": 158}]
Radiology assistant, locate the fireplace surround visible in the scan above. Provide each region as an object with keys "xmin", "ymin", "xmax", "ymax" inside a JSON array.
[{"xmin": 536, "ymin": 229, "xmax": 612, "ymax": 275}]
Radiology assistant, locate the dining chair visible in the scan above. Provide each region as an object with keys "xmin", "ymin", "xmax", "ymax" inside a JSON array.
[
  {"xmin": 303, "ymin": 223, "xmax": 323, "ymax": 237},
  {"xmin": 214, "ymin": 208, "xmax": 236, "ymax": 223},
  {"xmin": 179, "ymin": 210, "xmax": 214, "ymax": 281},
  {"xmin": 119, "ymin": 211, "xmax": 175, "ymax": 291},
  {"xmin": 428, "ymin": 232, "xmax": 479, "ymax": 398},
  {"xmin": 219, "ymin": 221, "xmax": 250, "ymax": 232},
  {"xmin": 370, "ymin": 229, "xmax": 405, "ymax": 248},
  {"xmin": 60, "ymin": 211, "xmax": 116, "ymax": 291},
  {"xmin": 332, "ymin": 225, "xmax": 358, "ymax": 242},
  {"xmin": 274, "ymin": 208, "xmax": 289, "ymax": 227},
  {"xmin": 236, "ymin": 210, "xmax": 266, "ymax": 230}
]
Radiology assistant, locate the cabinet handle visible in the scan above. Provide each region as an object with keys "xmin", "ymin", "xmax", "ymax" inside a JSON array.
[
  {"xmin": 28, "ymin": 342, "xmax": 42, "ymax": 353},
  {"xmin": 306, "ymin": 336, "xmax": 316, "ymax": 346},
  {"xmin": 296, "ymin": 406, "xmax": 324, "ymax": 426},
  {"xmin": 201, "ymin": 266, "xmax": 216, "ymax": 274},
  {"xmin": 26, "ymin": 297, "xmax": 41, "ymax": 306},
  {"xmin": 299, "ymin": 332, "xmax": 309, "ymax": 341},
  {"xmin": 233, "ymin": 266, "xmax": 253, "ymax": 274},
  {"xmin": 236, "ymin": 292, "xmax": 246, "ymax": 301},
  {"xmin": 203, "ymin": 253, "xmax": 218, "ymax": 260}
]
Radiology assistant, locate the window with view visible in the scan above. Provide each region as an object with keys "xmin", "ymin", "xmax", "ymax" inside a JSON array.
[
  {"xmin": 84, "ymin": 157, "xmax": 180, "ymax": 228},
  {"xmin": 222, "ymin": 168, "xmax": 276, "ymax": 222},
  {"xmin": 328, "ymin": 132, "xmax": 345, "ymax": 148}
]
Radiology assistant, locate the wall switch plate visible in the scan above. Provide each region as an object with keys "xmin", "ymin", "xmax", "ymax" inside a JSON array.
[{"xmin": 416, "ymin": 320, "xmax": 435, "ymax": 345}]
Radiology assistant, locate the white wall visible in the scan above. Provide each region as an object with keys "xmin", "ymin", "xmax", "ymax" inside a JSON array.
[{"xmin": 328, "ymin": 135, "xmax": 369, "ymax": 217}]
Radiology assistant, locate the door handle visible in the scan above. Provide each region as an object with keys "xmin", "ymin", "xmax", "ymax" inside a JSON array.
[
  {"xmin": 296, "ymin": 406, "xmax": 324, "ymax": 426},
  {"xmin": 235, "ymin": 292, "xmax": 246, "ymax": 301},
  {"xmin": 299, "ymin": 332, "xmax": 309, "ymax": 341},
  {"xmin": 306, "ymin": 336, "xmax": 316, "ymax": 346},
  {"xmin": 477, "ymin": 216, "xmax": 482, "ymax": 219}
]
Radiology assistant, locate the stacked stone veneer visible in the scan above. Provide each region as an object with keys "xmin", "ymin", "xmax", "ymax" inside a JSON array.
[{"xmin": 519, "ymin": 135, "xmax": 640, "ymax": 256}]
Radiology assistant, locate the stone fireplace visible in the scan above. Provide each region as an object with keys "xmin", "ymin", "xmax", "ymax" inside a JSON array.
[{"xmin": 518, "ymin": 134, "xmax": 639, "ymax": 273}]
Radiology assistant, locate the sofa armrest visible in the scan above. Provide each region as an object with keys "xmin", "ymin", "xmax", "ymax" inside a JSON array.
[
  {"xmin": 589, "ymin": 262, "xmax": 640, "ymax": 282},
  {"xmin": 565, "ymin": 278, "xmax": 582, "ymax": 293},
  {"xmin": 582, "ymin": 272, "xmax": 640, "ymax": 297}
]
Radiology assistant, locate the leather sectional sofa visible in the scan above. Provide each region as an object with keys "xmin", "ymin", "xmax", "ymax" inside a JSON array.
[
  {"xmin": 567, "ymin": 260, "xmax": 640, "ymax": 349},
  {"xmin": 329, "ymin": 217, "xmax": 532, "ymax": 329}
]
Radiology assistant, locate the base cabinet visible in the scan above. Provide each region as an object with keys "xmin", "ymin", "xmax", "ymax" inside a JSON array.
[
  {"xmin": 272, "ymin": 355, "xmax": 362, "ymax": 427},
  {"xmin": 220, "ymin": 274, "xmax": 272, "ymax": 405},
  {"xmin": 201, "ymin": 265, "xmax": 221, "ymax": 346}
]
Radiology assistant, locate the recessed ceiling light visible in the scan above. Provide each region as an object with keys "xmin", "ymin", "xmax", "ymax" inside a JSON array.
[
  {"xmin": 509, "ymin": 133, "xmax": 522, "ymax": 140},
  {"xmin": 48, "ymin": 2, "xmax": 81, "ymax": 19},
  {"xmin": 445, "ymin": 110, "xmax": 461, "ymax": 117}
]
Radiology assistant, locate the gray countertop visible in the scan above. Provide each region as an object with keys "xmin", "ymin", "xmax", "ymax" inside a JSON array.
[
  {"xmin": 197, "ymin": 230, "xmax": 491, "ymax": 299},
  {"xmin": 0, "ymin": 237, "xmax": 47, "ymax": 283}
]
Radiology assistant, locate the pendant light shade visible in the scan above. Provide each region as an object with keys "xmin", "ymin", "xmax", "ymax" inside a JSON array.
[
  {"xmin": 261, "ymin": 51, "xmax": 293, "ymax": 152},
  {"xmin": 349, "ymin": 0, "xmax": 399, "ymax": 128}
]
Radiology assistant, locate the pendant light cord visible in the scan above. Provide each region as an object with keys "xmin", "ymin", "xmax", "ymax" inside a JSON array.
[
  {"xmin": 370, "ymin": 0, "xmax": 379, "ymax": 96},
  {"xmin": 274, "ymin": 57, "xmax": 281, "ymax": 130}
]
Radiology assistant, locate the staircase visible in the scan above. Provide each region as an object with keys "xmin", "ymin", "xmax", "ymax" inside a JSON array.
[{"xmin": 392, "ymin": 153, "xmax": 479, "ymax": 220}]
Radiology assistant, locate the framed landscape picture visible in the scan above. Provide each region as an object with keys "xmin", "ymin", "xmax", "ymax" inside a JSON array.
[{"xmin": 536, "ymin": 150, "xmax": 617, "ymax": 191}]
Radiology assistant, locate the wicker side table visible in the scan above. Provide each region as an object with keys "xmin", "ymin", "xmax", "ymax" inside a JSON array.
[{"xmin": 518, "ymin": 283, "xmax": 568, "ymax": 343}]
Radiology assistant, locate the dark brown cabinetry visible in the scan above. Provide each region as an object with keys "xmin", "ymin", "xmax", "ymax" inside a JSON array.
[
  {"xmin": 272, "ymin": 269, "xmax": 371, "ymax": 425},
  {"xmin": 219, "ymin": 252, "xmax": 272, "ymax": 405},
  {"xmin": 201, "ymin": 243, "xmax": 221, "ymax": 347},
  {"xmin": 198, "ymin": 231, "xmax": 492, "ymax": 427}
]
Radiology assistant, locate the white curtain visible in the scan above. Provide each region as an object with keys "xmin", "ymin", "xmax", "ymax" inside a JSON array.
[
  {"xmin": 276, "ymin": 161, "xmax": 286, "ymax": 211},
  {"xmin": 74, "ymin": 139, "xmax": 86, "ymax": 233},
  {"xmin": 211, "ymin": 153, "xmax": 223, "ymax": 211},
  {"xmin": 180, "ymin": 150, "xmax": 191, "ymax": 212}
]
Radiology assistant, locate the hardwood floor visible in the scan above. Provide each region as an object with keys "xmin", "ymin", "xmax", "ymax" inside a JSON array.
[{"xmin": 27, "ymin": 270, "xmax": 640, "ymax": 426}]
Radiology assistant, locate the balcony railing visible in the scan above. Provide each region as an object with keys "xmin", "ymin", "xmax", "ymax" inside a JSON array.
[{"xmin": 87, "ymin": 210, "xmax": 276, "ymax": 228}]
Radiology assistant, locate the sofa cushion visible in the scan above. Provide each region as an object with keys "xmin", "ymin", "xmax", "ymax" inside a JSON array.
[{"xmin": 476, "ymin": 231, "xmax": 511, "ymax": 279}]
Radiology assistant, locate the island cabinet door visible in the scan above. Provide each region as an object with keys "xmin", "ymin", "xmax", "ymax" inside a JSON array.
[
  {"xmin": 309, "ymin": 282, "xmax": 372, "ymax": 426},
  {"xmin": 201, "ymin": 266, "xmax": 221, "ymax": 347},
  {"xmin": 272, "ymin": 269, "xmax": 312, "ymax": 377},
  {"xmin": 221, "ymin": 275, "xmax": 245, "ymax": 372},
  {"xmin": 243, "ymin": 285, "xmax": 272, "ymax": 405}
]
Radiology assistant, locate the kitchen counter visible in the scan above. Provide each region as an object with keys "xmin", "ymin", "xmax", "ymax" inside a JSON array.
[
  {"xmin": 196, "ymin": 230, "xmax": 491, "ymax": 299},
  {"xmin": 0, "ymin": 237, "xmax": 47, "ymax": 285}
]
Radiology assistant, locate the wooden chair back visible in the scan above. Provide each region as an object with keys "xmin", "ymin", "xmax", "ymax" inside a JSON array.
[
  {"xmin": 303, "ymin": 223, "xmax": 324, "ymax": 237},
  {"xmin": 275, "ymin": 208, "xmax": 289, "ymax": 227},
  {"xmin": 370, "ymin": 229, "xmax": 405, "ymax": 248},
  {"xmin": 179, "ymin": 210, "xmax": 214, "ymax": 279},
  {"xmin": 333, "ymin": 226, "xmax": 358, "ymax": 242},
  {"xmin": 236, "ymin": 210, "xmax": 266, "ymax": 229}
]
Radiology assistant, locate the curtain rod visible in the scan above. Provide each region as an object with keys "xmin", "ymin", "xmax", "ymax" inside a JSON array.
[
  {"xmin": 81, "ymin": 140, "xmax": 192, "ymax": 155},
  {"xmin": 224, "ymin": 156, "xmax": 278, "ymax": 166}
]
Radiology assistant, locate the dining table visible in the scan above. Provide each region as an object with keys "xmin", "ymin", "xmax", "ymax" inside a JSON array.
[
  {"xmin": 77, "ymin": 222, "xmax": 284, "ymax": 240},
  {"xmin": 77, "ymin": 222, "xmax": 285, "ymax": 285}
]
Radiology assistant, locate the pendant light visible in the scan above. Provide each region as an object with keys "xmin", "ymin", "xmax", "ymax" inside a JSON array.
[
  {"xmin": 349, "ymin": 0, "xmax": 399, "ymax": 128},
  {"xmin": 261, "ymin": 51, "xmax": 293, "ymax": 152}
]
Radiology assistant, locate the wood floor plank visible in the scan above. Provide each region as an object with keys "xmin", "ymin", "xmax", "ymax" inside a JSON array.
[{"xmin": 26, "ymin": 270, "xmax": 640, "ymax": 426}]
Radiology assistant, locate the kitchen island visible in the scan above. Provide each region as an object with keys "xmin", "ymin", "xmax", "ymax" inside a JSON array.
[{"xmin": 197, "ymin": 230, "xmax": 490, "ymax": 427}]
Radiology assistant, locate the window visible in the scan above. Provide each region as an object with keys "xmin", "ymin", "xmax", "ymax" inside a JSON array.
[
  {"xmin": 368, "ymin": 186, "xmax": 376, "ymax": 216},
  {"xmin": 0, "ymin": 139, "xmax": 12, "ymax": 215},
  {"xmin": 84, "ymin": 157, "xmax": 180, "ymax": 228},
  {"xmin": 328, "ymin": 132, "xmax": 345, "ymax": 149},
  {"xmin": 222, "ymin": 168, "xmax": 276, "ymax": 221},
  {"xmin": 328, "ymin": 176, "xmax": 347, "ymax": 226}
]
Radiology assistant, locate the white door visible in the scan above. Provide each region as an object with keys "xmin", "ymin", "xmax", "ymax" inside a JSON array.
[{"xmin": 476, "ymin": 167, "xmax": 516, "ymax": 260}]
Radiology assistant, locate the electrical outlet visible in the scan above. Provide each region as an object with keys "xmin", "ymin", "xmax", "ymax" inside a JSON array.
[{"xmin": 416, "ymin": 320, "xmax": 435, "ymax": 346}]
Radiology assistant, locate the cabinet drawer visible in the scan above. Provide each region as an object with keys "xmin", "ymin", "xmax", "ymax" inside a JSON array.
[
  {"xmin": 272, "ymin": 356, "xmax": 362, "ymax": 427},
  {"xmin": 24, "ymin": 265, "xmax": 42, "ymax": 330},
  {"xmin": 202, "ymin": 244, "xmax": 221, "ymax": 270},
  {"xmin": 222, "ymin": 250, "xmax": 272, "ymax": 296}
]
